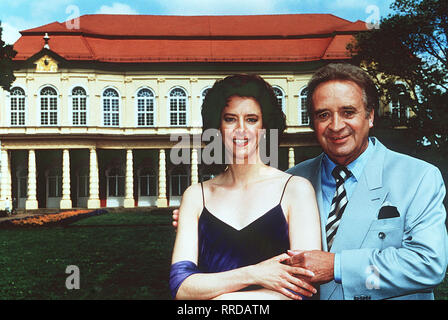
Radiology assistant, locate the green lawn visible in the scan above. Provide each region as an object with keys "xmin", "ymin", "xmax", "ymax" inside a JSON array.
[
  {"xmin": 0, "ymin": 209, "xmax": 176, "ymax": 299},
  {"xmin": 435, "ymin": 274, "xmax": 448, "ymax": 300},
  {"xmin": 0, "ymin": 208, "xmax": 447, "ymax": 300}
]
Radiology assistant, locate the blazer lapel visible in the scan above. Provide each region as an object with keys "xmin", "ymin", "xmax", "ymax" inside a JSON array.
[
  {"xmin": 330, "ymin": 139, "xmax": 388, "ymax": 252},
  {"xmin": 321, "ymin": 138, "xmax": 388, "ymax": 300}
]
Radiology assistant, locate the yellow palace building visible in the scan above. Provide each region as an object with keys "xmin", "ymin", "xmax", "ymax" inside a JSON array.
[{"xmin": 0, "ymin": 14, "xmax": 367, "ymax": 210}]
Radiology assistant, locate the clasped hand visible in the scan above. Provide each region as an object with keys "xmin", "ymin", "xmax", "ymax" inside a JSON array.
[
  {"xmin": 250, "ymin": 253, "xmax": 317, "ymax": 300},
  {"xmin": 285, "ymin": 250, "xmax": 335, "ymax": 285}
]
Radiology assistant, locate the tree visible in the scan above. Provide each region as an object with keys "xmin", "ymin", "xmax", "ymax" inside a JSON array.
[
  {"xmin": 0, "ymin": 21, "xmax": 17, "ymax": 92},
  {"xmin": 349, "ymin": 0, "xmax": 448, "ymax": 156}
]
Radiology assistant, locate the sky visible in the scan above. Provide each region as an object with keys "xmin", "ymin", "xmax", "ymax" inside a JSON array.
[{"xmin": 0, "ymin": 0, "xmax": 396, "ymax": 45}]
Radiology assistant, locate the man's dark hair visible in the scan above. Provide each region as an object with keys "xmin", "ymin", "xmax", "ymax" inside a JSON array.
[
  {"xmin": 306, "ymin": 63, "xmax": 379, "ymax": 129},
  {"xmin": 201, "ymin": 74, "xmax": 286, "ymax": 134}
]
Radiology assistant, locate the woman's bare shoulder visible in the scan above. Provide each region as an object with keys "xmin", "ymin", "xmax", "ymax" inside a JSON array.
[
  {"xmin": 183, "ymin": 182, "xmax": 203, "ymax": 198},
  {"xmin": 179, "ymin": 183, "xmax": 204, "ymax": 217},
  {"xmin": 284, "ymin": 174, "xmax": 315, "ymax": 197}
]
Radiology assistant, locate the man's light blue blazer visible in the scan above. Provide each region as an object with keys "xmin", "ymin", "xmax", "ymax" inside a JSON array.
[{"xmin": 287, "ymin": 137, "xmax": 448, "ymax": 300}]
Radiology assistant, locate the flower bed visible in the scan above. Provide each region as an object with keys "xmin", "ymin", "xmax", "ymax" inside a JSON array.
[{"xmin": 0, "ymin": 209, "xmax": 107, "ymax": 228}]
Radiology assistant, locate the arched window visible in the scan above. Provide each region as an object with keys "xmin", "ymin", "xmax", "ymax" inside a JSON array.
[
  {"xmin": 198, "ymin": 87, "xmax": 211, "ymax": 127},
  {"xmin": 40, "ymin": 86, "xmax": 58, "ymax": 126},
  {"xmin": 201, "ymin": 87, "xmax": 210, "ymax": 105},
  {"xmin": 10, "ymin": 87, "xmax": 26, "ymax": 126},
  {"xmin": 272, "ymin": 86, "xmax": 285, "ymax": 113},
  {"xmin": 169, "ymin": 87, "xmax": 187, "ymax": 126},
  {"xmin": 136, "ymin": 88, "xmax": 155, "ymax": 126},
  {"xmin": 102, "ymin": 88, "xmax": 120, "ymax": 126},
  {"xmin": 298, "ymin": 87, "xmax": 309, "ymax": 126},
  {"xmin": 72, "ymin": 86, "xmax": 87, "ymax": 126}
]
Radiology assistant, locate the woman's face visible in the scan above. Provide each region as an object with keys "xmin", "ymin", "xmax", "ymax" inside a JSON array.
[{"xmin": 220, "ymin": 96, "xmax": 264, "ymax": 164}]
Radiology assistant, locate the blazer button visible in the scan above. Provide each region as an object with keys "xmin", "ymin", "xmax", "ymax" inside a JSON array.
[{"xmin": 378, "ymin": 232, "xmax": 386, "ymax": 240}]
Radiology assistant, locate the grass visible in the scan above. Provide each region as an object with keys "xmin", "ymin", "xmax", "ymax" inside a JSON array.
[
  {"xmin": 0, "ymin": 209, "xmax": 176, "ymax": 300},
  {"xmin": 435, "ymin": 275, "xmax": 448, "ymax": 300},
  {"xmin": 0, "ymin": 208, "xmax": 447, "ymax": 300}
]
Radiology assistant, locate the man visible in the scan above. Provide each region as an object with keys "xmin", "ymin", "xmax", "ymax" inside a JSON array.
[
  {"xmin": 285, "ymin": 63, "xmax": 447, "ymax": 300},
  {"xmin": 172, "ymin": 63, "xmax": 448, "ymax": 299}
]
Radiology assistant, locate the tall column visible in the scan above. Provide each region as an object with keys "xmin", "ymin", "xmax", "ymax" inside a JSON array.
[
  {"xmin": 60, "ymin": 149, "xmax": 72, "ymax": 209},
  {"xmin": 190, "ymin": 148, "xmax": 199, "ymax": 185},
  {"xmin": 87, "ymin": 148, "xmax": 100, "ymax": 209},
  {"xmin": 25, "ymin": 149, "xmax": 38, "ymax": 210},
  {"xmin": 0, "ymin": 149, "xmax": 12, "ymax": 210},
  {"xmin": 123, "ymin": 149, "xmax": 135, "ymax": 208},
  {"xmin": 288, "ymin": 147, "xmax": 295, "ymax": 169},
  {"xmin": 156, "ymin": 149, "xmax": 168, "ymax": 208}
]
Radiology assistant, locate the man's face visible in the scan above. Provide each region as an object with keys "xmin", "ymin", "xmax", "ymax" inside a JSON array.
[{"xmin": 312, "ymin": 80, "xmax": 373, "ymax": 166}]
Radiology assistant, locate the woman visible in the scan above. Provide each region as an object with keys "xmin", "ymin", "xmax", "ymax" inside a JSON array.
[{"xmin": 170, "ymin": 74, "xmax": 321, "ymax": 300}]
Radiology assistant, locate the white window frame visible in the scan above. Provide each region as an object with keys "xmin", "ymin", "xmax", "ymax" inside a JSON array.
[
  {"xmin": 8, "ymin": 86, "xmax": 27, "ymax": 126},
  {"xmin": 135, "ymin": 87, "xmax": 156, "ymax": 127},
  {"xmin": 272, "ymin": 86, "xmax": 286, "ymax": 113},
  {"xmin": 138, "ymin": 168, "xmax": 158, "ymax": 197},
  {"xmin": 102, "ymin": 87, "xmax": 120, "ymax": 127},
  {"xmin": 46, "ymin": 169, "xmax": 62, "ymax": 198},
  {"xmin": 169, "ymin": 173, "xmax": 189, "ymax": 197},
  {"xmin": 298, "ymin": 86, "xmax": 309, "ymax": 126},
  {"xmin": 106, "ymin": 167, "xmax": 125, "ymax": 197},
  {"xmin": 16, "ymin": 166, "xmax": 28, "ymax": 207},
  {"xmin": 39, "ymin": 85, "xmax": 59, "ymax": 126},
  {"xmin": 77, "ymin": 174, "xmax": 90, "ymax": 198},
  {"xmin": 70, "ymin": 85, "xmax": 88, "ymax": 126},
  {"xmin": 168, "ymin": 87, "xmax": 188, "ymax": 127}
]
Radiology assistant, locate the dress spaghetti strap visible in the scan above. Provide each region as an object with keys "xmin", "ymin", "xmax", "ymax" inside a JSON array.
[
  {"xmin": 200, "ymin": 181, "xmax": 205, "ymax": 207},
  {"xmin": 279, "ymin": 175, "xmax": 294, "ymax": 204}
]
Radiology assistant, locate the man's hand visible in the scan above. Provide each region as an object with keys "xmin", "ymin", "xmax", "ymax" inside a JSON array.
[
  {"xmin": 172, "ymin": 208, "xmax": 179, "ymax": 229},
  {"xmin": 286, "ymin": 250, "xmax": 335, "ymax": 285}
]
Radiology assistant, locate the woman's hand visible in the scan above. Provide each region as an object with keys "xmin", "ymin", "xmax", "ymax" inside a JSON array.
[{"xmin": 249, "ymin": 253, "xmax": 317, "ymax": 300}]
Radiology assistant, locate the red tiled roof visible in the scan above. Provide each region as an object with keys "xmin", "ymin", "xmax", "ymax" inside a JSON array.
[
  {"xmin": 13, "ymin": 14, "xmax": 366, "ymax": 63},
  {"xmin": 323, "ymin": 34, "xmax": 357, "ymax": 59}
]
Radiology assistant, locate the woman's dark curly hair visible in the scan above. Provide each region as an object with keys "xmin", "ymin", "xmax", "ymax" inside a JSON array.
[{"xmin": 201, "ymin": 74, "xmax": 286, "ymax": 134}]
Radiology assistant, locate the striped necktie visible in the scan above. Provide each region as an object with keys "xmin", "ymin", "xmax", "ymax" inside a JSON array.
[{"xmin": 326, "ymin": 165, "xmax": 352, "ymax": 250}]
